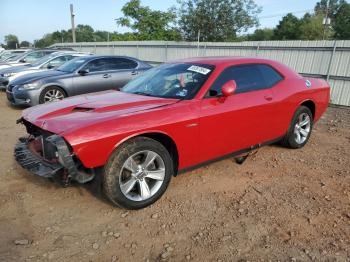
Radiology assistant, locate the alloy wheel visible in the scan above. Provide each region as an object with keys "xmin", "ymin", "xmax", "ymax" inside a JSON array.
[
  {"xmin": 294, "ymin": 113, "xmax": 311, "ymax": 144},
  {"xmin": 43, "ymin": 89, "xmax": 65, "ymax": 103},
  {"xmin": 119, "ymin": 150, "xmax": 165, "ymax": 201}
]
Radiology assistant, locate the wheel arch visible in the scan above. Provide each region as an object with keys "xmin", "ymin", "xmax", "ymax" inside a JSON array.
[
  {"xmin": 41, "ymin": 84, "xmax": 68, "ymax": 97},
  {"xmin": 112, "ymin": 131, "xmax": 179, "ymax": 176},
  {"xmin": 300, "ymin": 99, "xmax": 316, "ymax": 119}
]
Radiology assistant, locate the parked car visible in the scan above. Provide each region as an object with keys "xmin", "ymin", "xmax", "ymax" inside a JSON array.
[
  {"xmin": 6, "ymin": 55, "xmax": 152, "ymax": 106},
  {"xmin": 14, "ymin": 57, "xmax": 330, "ymax": 209},
  {"xmin": 0, "ymin": 49, "xmax": 62, "ymax": 70},
  {"xmin": 0, "ymin": 52, "xmax": 90, "ymax": 90},
  {"xmin": 0, "ymin": 49, "xmax": 31, "ymax": 62}
]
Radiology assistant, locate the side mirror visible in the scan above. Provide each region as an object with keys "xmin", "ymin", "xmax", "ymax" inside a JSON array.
[
  {"xmin": 221, "ymin": 80, "xmax": 237, "ymax": 97},
  {"xmin": 78, "ymin": 69, "xmax": 89, "ymax": 75},
  {"xmin": 19, "ymin": 58, "xmax": 26, "ymax": 63},
  {"xmin": 47, "ymin": 64, "xmax": 54, "ymax": 69}
]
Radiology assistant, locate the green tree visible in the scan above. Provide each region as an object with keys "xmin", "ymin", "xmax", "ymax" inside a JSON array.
[
  {"xmin": 20, "ymin": 40, "xmax": 31, "ymax": 47},
  {"xmin": 94, "ymin": 30, "xmax": 110, "ymax": 42},
  {"xmin": 4, "ymin": 34, "xmax": 19, "ymax": 49},
  {"xmin": 299, "ymin": 13, "xmax": 331, "ymax": 40},
  {"xmin": 314, "ymin": 0, "xmax": 346, "ymax": 19},
  {"xmin": 273, "ymin": 13, "xmax": 301, "ymax": 40},
  {"xmin": 116, "ymin": 0, "xmax": 181, "ymax": 40},
  {"xmin": 51, "ymin": 30, "xmax": 70, "ymax": 43},
  {"xmin": 177, "ymin": 0, "xmax": 261, "ymax": 41},
  {"xmin": 75, "ymin": 25, "xmax": 95, "ymax": 42},
  {"xmin": 248, "ymin": 28, "xmax": 274, "ymax": 40},
  {"xmin": 333, "ymin": 2, "xmax": 350, "ymax": 39},
  {"xmin": 110, "ymin": 32, "xmax": 139, "ymax": 41},
  {"xmin": 34, "ymin": 34, "xmax": 54, "ymax": 48}
]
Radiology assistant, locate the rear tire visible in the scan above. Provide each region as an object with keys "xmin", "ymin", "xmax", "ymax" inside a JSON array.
[
  {"xmin": 103, "ymin": 137, "xmax": 173, "ymax": 209},
  {"xmin": 281, "ymin": 106, "xmax": 313, "ymax": 149},
  {"xmin": 39, "ymin": 86, "xmax": 66, "ymax": 104}
]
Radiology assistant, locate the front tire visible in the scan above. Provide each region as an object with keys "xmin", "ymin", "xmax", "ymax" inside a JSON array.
[
  {"xmin": 281, "ymin": 106, "xmax": 313, "ymax": 149},
  {"xmin": 39, "ymin": 86, "xmax": 66, "ymax": 104},
  {"xmin": 103, "ymin": 137, "xmax": 173, "ymax": 209}
]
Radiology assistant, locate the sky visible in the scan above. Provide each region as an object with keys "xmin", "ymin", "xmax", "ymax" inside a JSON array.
[{"xmin": 0, "ymin": 0, "xmax": 319, "ymax": 44}]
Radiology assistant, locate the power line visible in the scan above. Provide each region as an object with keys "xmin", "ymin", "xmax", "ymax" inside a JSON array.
[{"xmin": 258, "ymin": 9, "xmax": 314, "ymax": 19}]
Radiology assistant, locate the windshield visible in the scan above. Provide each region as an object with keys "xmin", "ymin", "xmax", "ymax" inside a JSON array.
[
  {"xmin": 57, "ymin": 57, "xmax": 89, "ymax": 73},
  {"xmin": 6, "ymin": 51, "xmax": 29, "ymax": 62},
  {"xmin": 30, "ymin": 53, "xmax": 59, "ymax": 67},
  {"xmin": 122, "ymin": 63, "xmax": 215, "ymax": 99}
]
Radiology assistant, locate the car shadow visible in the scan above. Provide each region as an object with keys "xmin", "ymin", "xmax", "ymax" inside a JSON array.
[
  {"xmin": 76, "ymin": 170, "xmax": 115, "ymax": 207},
  {"xmin": 13, "ymin": 161, "xmax": 114, "ymax": 207},
  {"xmin": 7, "ymin": 102, "xmax": 28, "ymax": 111}
]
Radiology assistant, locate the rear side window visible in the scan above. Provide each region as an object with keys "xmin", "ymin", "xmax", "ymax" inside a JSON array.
[
  {"xmin": 259, "ymin": 64, "xmax": 284, "ymax": 87},
  {"xmin": 82, "ymin": 58, "xmax": 138, "ymax": 72},
  {"xmin": 207, "ymin": 64, "xmax": 283, "ymax": 97},
  {"xmin": 109, "ymin": 58, "xmax": 138, "ymax": 70}
]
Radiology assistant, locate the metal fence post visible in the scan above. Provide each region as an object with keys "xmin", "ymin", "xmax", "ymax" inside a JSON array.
[
  {"xmin": 136, "ymin": 44, "xmax": 139, "ymax": 59},
  {"xmin": 165, "ymin": 43, "xmax": 168, "ymax": 62},
  {"xmin": 326, "ymin": 40, "xmax": 337, "ymax": 82},
  {"xmin": 256, "ymin": 44, "xmax": 260, "ymax": 57}
]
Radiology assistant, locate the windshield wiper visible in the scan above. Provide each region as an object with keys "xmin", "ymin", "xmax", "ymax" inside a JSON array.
[{"xmin": 133, "ymin": 91, "xmax": 153, "ymax": 97}]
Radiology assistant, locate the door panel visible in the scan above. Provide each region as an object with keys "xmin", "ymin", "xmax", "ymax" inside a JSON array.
[
  {"xmin": 71, "ymin": 71, "xmax": 112, "ymax": 95},
  {"xmin": 199, "ymin": 89, "xmax": 275, "ymax": 163},
  {"xmin": 198, "ymin": 63, "xmax": 286, "ymax": 162},
  {"xmin": 110, "ymin": 70, "xmax": 136, "ymax": 90}
]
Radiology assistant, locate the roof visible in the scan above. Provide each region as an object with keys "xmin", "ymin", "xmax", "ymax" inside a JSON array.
[{"xmin": 173, "ymin": 56, "xmax": 277, "ymax": 66}]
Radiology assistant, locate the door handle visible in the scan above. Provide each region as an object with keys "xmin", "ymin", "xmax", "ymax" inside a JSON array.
[
  {"xmin": 103, "ymin": 74, "xmax": 111, "ymax": 78},
  {"xmin": 264, "ymin": 95, "xmax": 273, "ymax": 101},
  {"xmin": 131, "ymin": 71, "xmax": 138, "ymax": 76}
]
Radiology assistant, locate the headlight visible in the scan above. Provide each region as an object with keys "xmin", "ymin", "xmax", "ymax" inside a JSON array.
[
  {"xmin": 3, "ymin": 72, "xmax": 16, "ymax": 77},
  {"xmin": 18, "ymin": 82, "xmax": 41, "ymax": 90}
]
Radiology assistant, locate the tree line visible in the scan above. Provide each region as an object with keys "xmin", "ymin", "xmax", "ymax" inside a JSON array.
[{"xmin": 3, "ymin": 0, "xmax": 350, "ymax": 49}]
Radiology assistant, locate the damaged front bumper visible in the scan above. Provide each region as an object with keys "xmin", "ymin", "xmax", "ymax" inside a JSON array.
[
  {"xmin": 14, "ymin": 122, "xmax": 95, "ymax": 185},
  {"xmin": 15, "ymin": 137, "xmax": 62, "ymax": 178}
]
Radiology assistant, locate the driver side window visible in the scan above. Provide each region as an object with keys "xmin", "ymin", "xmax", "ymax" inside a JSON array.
[
  {"xmin": 23, "ymin": 52, "xmax": 44, "ymax": 63},
  {"xmin": 82, "ymin": 58, "xmax": 110, "ymax": 72},
  {"xmin": 207, "ymin": 64, "xmax": 283, "ymax": 97}
]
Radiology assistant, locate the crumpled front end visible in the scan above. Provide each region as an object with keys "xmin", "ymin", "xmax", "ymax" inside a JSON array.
[{"xmin": 15, "ymin": 118, "xmax": 96, "ymax": 186}]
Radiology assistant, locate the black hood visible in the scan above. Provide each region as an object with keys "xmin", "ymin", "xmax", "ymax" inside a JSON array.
[{"xmin": 10, "ymin": 70, "xmax": 66, "ymax": 85}]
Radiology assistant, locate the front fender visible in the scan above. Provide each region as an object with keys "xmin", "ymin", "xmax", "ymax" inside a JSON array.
[{"xmin": 67, "ymin": 129, "xmax": 176, "ymax": 169}]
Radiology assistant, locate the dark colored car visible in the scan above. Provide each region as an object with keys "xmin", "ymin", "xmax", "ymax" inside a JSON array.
[
  {"xmin": 15, "ymin": 57, "xmax": 330, "ymax": 209},
  {"xmin": 6, "ymin": 55, "xmax": 152, "ymax": 106}
]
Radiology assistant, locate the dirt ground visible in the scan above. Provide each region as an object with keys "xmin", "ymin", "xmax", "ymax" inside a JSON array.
[{"xmin": 0, "ymin": 92, "xmax": 349, "ymax": 262}]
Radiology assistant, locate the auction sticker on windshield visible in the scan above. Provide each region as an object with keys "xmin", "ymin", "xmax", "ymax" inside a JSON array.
[{"xmin": 187, "ymin": 65, "xmax": 211, "ymax": 75}]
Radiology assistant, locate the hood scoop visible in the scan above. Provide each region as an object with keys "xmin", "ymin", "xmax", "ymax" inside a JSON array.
[{"xmin": 72, "ymin": 106, "xmax": 94, "ymax": 112}]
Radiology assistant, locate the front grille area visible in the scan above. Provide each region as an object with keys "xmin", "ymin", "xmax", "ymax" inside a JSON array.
[
  {"xmin": 23, "ymin": 119, "xmax": 53, "ymax": 137},
  {"xmin": 14, "ymin": 138, "xmax": 62, "ymax": 178},
  {"xmin": 16, "ymin": 119, "xmax": 96, "ymax": 184},
  {"xmin": 6, "ymin": 92, "xmax": 15, "ymax": 103},
  {"xmin": 7, "ymin": 84, "xmax": 15, "ymax": 92}
]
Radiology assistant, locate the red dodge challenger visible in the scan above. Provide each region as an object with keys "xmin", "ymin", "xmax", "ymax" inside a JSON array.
[{"xmin": 15, "ymin": 57, "xmax": 330, "ymax": 209}]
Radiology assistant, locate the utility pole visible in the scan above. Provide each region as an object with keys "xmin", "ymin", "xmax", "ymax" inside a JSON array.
[
  {"xmin": 70, "ymin": 4, "xmax": 76, "ymax": 43},
  {"xmin": 323, "ymin": 0, "xmax": 331, "ymax": 40},
  {"xmin": 197, "ymin": 29, "xmax": 201, "ymax": 56}
]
